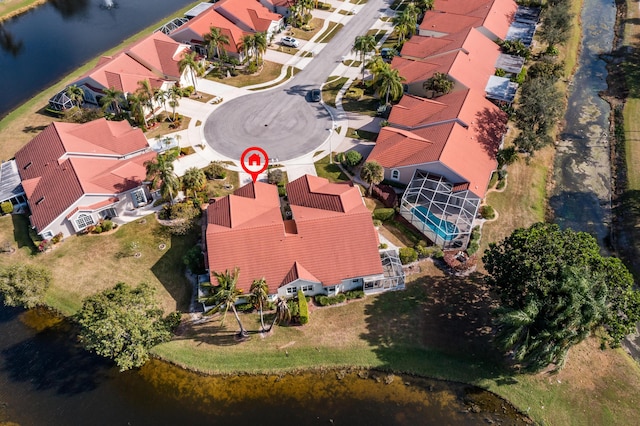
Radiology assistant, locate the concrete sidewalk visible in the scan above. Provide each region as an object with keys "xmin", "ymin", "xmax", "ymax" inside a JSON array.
[{"xmin": 158, "ymin": 2, "xmax": 396, "ymax": 182}]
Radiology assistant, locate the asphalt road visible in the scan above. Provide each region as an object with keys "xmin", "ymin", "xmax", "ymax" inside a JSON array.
[{"xmin": 203, "ymin": 0, "xmax": 388, "ymax": 162}]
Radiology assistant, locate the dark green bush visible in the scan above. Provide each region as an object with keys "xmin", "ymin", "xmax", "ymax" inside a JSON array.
[
  {"xmin": 316, "ymin": 295, "xmax": 329, "ymax": 306},
  {"xmin": 267, "ymin": 168, "xmax": 284, "ymax": 185},
  {"xmin": 204, "ymin": 162, "xmax": 227, "ymax": 179},
  {"xmin": 336, "ymin": 294, "xmax": 347, "ymax": 303},
  {"xmin": 373, "ymin": 208, "xmax": 395, "ymax": 222},
  {"xmin": 287, "ymin": 299, "xmax": 300, "ymax": 318},
  {"xmin": 0, "ymin": 201, "xmax": 13, "ymax": 215},
  {"xmin": 480, "ymin": 205, "xmax": 496, "ymax": 220},
  {"xmin": 183, "ymin": 245, "xmax": 205, "ymax": 274},
  {"xmin": 345, "ymin": 290, "xmax": 364, "ymax": 299},
  {"xmin": 399, "ymin": 247, "xmax": 418, "ymax": 264},
  {"xmin": 297, "ymin": 290, "xmax": 309, "ymax": 325},
  {"xmin": 342, "ymin": 150, "xmax": 362, "ymax": 167},
  {"xmin": 236, "ymin": 303, "xmax": 254, "ymax": 312},
  {"xmin": 93, "ymin": 225, "xmax": 103, "ymax": 234}
]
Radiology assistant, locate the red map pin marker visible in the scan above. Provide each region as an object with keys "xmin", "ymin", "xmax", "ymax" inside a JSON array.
[{"xmin": 240, "ymin": 147, "xmax": 269, "ymax": 183}]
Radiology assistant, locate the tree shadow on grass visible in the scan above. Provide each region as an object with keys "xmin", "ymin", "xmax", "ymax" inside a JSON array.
[
  {"xmin": 150, "ymin": 226, "xmax": 199, "ymax": 312},
  {"xmin": 0, "ymin": 312, "xmax": 111, "ymax": 395},
  {"xmin": 12, "ymin": 214, "xmax": 36, "ymax": 254},
  {"xmin": 173, "ymin": 319, "xmax": 245, "ymax": 347},
  {"xmin": 360, "ymin": 272, "xmax": 508, "ymax": 384}
]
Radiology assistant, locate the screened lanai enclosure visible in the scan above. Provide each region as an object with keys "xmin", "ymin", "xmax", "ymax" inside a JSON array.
[
  {"xmin": 48, "ymin": 90, "xmax": 76, "ymax": 112},
  {"xmin": 400, "ymin": 170, "xmax": 480, "ymax": 249}
]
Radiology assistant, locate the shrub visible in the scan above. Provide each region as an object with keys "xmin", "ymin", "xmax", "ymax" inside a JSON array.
[
  {"xmin": 297, "ymin": 289, "xmax": 309, "ymax": 325},
  {"xmin": 342, "ymin": 150, "xmax": 362, "ymax": 167},
  {"xmin": 236, "ymin": 303, "xmax": 254, "ymax": 312},
  {"xmin": 287, "ymin": 299, "xmax": 300, "ymax": 319},
  {"xmin": 0, "ymin": 201, "xmax": 13, "ymax": 215},
  {"xmin": 183, "ymin": 245, "xmax": 205, "ymax": 274},
  {"xmin": 204, "ymin": 161, "xmax": 227, "ymax": 179},
  {"xmin": 372, "ymin": 219, "xmax": 382, "ymax": 227},
  {"xmin": 267, "ymin": 168, "xmax": 284, "ymax": 185},
  {"xmin": 180, "ymin": 146, "xmax": 196, "ymax": 156},
  {"xmin": 51, "ymin": 232, "xmax": 63, "ymax": 244},
  {"xmin": 373, "ymin": 208, "xmax": 395, "ymax": 222},
  {"xmin": 480, "ymin": 205, "xmax": 496, "ymax": 220},
  {"xmin": 316, "ymin": 295, "xmax": 329, "ymax": 306},
  {"xmin": 345, "ymin": 290, "xmax": 364, "ymax": 299},
  {"xmin": 399, "ymin": 247, "xmax": 418, "ymax": 264},
  {"xmin": 345, "ymin": 87, "xmax": 363, "ymax": 100},
  {"xmin": 278, "ymin": 186, "xmax": 287, "ymax": 197},
  {"xmin": 495, "ymin": 68, "xmax": 507, "ymax": 77},
  {"xmin": 336, "ymin": 293, "xmax": 347, "ymax": 303},
  {"xmin": 467, "ymin": 240, "xmax": 480, "ymax": 255},
  {"xmin": 496, "ymin": 179, "xmax": 506, "ymax": 190},
  {"xmin": 102, "ymin": 220, "xmax": 113, "ymax": 232},
  {"xmin": 378, "ymin": 243, "xmax": 388, "ymax": 249},
  {"xmin": 93, "ymin": 225, "xmax": 103, "ymax": 234},
  {"xmin": 246, "ymin": 62, "xmax": 259, "ymax": 74}
]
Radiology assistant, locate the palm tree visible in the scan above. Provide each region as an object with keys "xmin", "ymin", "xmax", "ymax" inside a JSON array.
[
  {"xmin": 360, "ymin": 161, "xmax": 384, "ymax": 196},
  {"xmin": 126, "ymin": 92, "xmax": 147, "ymax": 128},
  {"xmin": 266, "ymin": 296, "xmax": 291, "ymax": 332},
  {"xmin": 153, "ymin": 89, "xmax": 168, "ymax": 116},
  {"xmin": 253, "ymin": 32, "xmax": 268, "ymax": 66},
  {"xmin": 207, "ymin": 267, "xmax": 248, "ymax": 338},
  {"xmin": 178, "ymin": 50, "xmax": 202, "ymax": 93},
  {"xmin": 167, "ymin": 86, "xmax": 182, "ymax": 121},
  {"xmin": 372, "ymin": 63, "xmax": 405, "ymax": 105},
  {"xmin": 144, "ymin": 151, "xmax": 179, "ymax": 205},
  {"xmin": 393, "ymin": 5, "xmax": 419, "ymax": 44},
  {"xmin": 249, "ymin": 278, "xmax": 269, "ymax": 332},
  {"xmin": 204, "ymin": 26, "xmax": 230, "ymax": 61},
  {"xmin": 100, "ymin": 87, "xmax": 124, "ymax": 114},
  {"xmin": 136, "ymin": 79, "xmax": 155, "ymax": 119},
  {"xmin": 423, "ymin": 72, "xmax": 454, "ymax": 97},
  {"xmin": 353, "ymin": 35, "xmax": 377, "ymax": 82},
  {"xmin": 181, "ymin": 167, "xmax": 206, "ymax": 200},
  {"xmin": 65, "ymin": 84, "xmax": 85, "ymax": 108},
  {"xmin": 239, "ymin": 33, "xmax": 256, "ymax": 65},
  {"xmin": 413, "ymin": 0, "xmax": 434, "ymax": 14}
]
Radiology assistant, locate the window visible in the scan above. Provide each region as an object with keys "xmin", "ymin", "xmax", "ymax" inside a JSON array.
[
  {"xmin": 301, "ymin": 285, "xmax": 313, "ymax": 292},
  {"xmin": 41, "ymin": 231, "xmax": 54, "ymax": 240},
  {"xmin": 99, "ymin": 207, "xmax": 117, "ymax": 219},
  {"xmin": 75, "ymin": 214, "xmax": 94, "ymax": 230},
  {"xmin": 286, "ymin": 286, "xmax": 298, "ymax": 294},
  {"xmin": 132, "ymin": 188, "xmax": 147, "ymax": 207},
  {"xmin": 391, "ymin": 169, "xmax": 400, "ymax": 181}
]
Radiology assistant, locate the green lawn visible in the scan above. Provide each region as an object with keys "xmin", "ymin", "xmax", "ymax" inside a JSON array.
[
  {"xmin": 314, "ymin": 155, "xmax": 350, "ymax": 182},
  {"xmin": 316, "ymin": 22, "xmax": 344, "ymax": 43},
  {"xmin": 206, "ymin": 61, "xmax": 283, "ymax": 87},
  {"xmin": 322, "ymin": 76, "xmax": 348, "ymax": 107}
]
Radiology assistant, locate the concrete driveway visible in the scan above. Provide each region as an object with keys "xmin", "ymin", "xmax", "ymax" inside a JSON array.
[{"xmin": 203, "ymin": 0, "xmax": 388, "ymax": 162}]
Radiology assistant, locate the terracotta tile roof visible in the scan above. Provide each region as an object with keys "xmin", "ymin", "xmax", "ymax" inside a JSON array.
[
  {"xmin": 262, "ymin": 0, "xmax": 294, "ymax": 8},
  {"xmin": 419, "ymin": 12, "xmax": 482, "ymax": 36},
  {"xmin": 371, "ymin": 90, "xmax": 507, "ymax": 197},
  {"xmin": 16, "ymin": 120, "xmax": 155, "ymax": 233},
  {"xmin": 205, "ymin": 176, "xmax": 382, "ymax": 294},
  {"xmin": 81, "ymin": 32, "xmax": 188, "ymax": 93},
  {"xmin": 65, "ymin": 197, "xmax": 119, "ymax": 219},
  {"xmin": 421, "ymin": 0, "xmax": 517, "ymax": 40},
  {"xmin": 392, "ymin": 47, "xmax": 498, "ymax": 92},
  {"xmin": 215, "ymin": 0, "xmax": 281, "ymax": 33},
  {"xmin": 171, "ymin": 6, "xmax": 247, "ymax": 54}
]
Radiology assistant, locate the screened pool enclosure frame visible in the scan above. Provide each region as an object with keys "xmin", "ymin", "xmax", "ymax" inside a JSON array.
[{"xmin": 400, "ymin": 170, "xmax": 480, "ymax": 249}]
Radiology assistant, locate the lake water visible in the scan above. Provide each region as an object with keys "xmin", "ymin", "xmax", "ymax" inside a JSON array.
[
  {"xmin": 0, "ymin": 306, "xmax": 530, "ymax": 425},
  {"xmin": 0, "ymin": 0, "xmax": 196, "ymax": 119}
]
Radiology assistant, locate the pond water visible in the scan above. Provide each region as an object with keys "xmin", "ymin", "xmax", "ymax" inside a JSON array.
[
  {"xmin": 0, "ymin": 306, "xmax": 530, "ymax": 425},
  {"xmin": 549, "ymin": 0, "xmax": 617, "ymax": 248},
  {"xmin": 0, "ymin": 0, "xmax": 196, "ymax": 119}
]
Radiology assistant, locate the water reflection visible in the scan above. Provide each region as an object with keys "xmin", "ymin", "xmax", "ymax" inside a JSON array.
[
  {"xmin": 0, "ymin": 306, "xmax": 530, "ymax": 425},
  {"xmin": 0, "ymin": 25, "xmax": 22, "ymax": 56},
  {"xmin": 49, "ymin": 0, "xmax": 90, "ymax": 18}
]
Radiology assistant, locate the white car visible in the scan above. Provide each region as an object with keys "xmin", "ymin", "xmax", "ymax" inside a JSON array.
[{"xmin": 281, "ymin": 36, "xmax": 299, "ymax": 48}]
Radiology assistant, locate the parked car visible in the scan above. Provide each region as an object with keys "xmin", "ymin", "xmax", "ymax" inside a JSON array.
[
  {"xmin": 380, "ymin": 47, "xmax": 397, "ymax": 62},
  {"xmin": 309, "ymin": 89, "xmax": 321, "ymax": 102},
  {"xmin": 281, "ymin": 36, "xmax": 300, "ymax": 48}
]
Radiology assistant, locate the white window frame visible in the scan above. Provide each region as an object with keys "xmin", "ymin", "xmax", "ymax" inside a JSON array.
[
  {"xmin": 301, "ymin": 285, "xmax": 313, "ymax": 292},
  {"xmin": 286, "ymin": 286, "xmax": 298, "ymax": 295},
  {"xmin": 76, "ymin": 213, "xmax": 94, "ymax": 230},
  {"xmin": 132, "ymin": 188, "xmax": 147, "ymax": 207},
  {"xmin": 41, "ymin": 230, "xmax": 54, "ymax": 240}
]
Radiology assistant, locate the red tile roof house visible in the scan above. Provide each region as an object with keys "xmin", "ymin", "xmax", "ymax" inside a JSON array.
[
  {"xmin": 259, "ymin": 0, "xmax": 294, "ymax": 17},
  {"xmin": 14, "ymin": 119, "xmax": 157, "ymax": 240},
  {"xmin": 49, "ymin": 31, "xmax": 195, "ymax": 113},
  {"xmin": 392, "ymin": 28, "xmax": 501, "ymax": 98},
  {"xmin": 204, "ymin": 175, "xmax": 405, "ymax": 299},
  {"xmin": 418, "ymin": 0, "xmax": 517, "ymax": 41},
  {"xmin": 367, "ymin": 89, "xmax": 507, "ymax": 249},
  {"xmin": 169, "ymin": 0, "xmax": 283, "ymax": 61}
]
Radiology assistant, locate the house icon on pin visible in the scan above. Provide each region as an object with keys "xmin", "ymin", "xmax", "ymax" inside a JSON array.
[{"xmin": 248, "ymin": 153, "xmax": 261, "ymax": 166}]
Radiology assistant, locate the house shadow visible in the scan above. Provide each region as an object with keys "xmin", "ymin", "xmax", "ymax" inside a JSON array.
[
  {"xmin": 22, "ymin": 124, "xmax": 49, "ymax": 134},
  {"xmin": 150, "ymin": 225, "xmax": 199, "ymax": 312},
  {"xmin": 359, "ymin": 272, "xmax": 508, "ymax": 383},
  {"xmin": 474, "ymin": 107, "xmax": 508, "ymax": 159},
  {"xmin": 12, "ymin": 214, "xmax": 37, "ymax": 254},
  {"xmin": 0, "ymin": 316, "xmax": 112, "ymax": 395}
]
